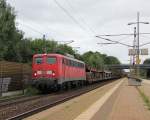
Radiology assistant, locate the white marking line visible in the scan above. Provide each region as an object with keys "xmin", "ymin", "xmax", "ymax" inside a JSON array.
[{"xmin": 73, "ymin": 80, "xmax": 124, "ymax": 120}]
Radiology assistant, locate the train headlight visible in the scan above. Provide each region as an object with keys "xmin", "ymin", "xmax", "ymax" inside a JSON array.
[
  {"xmin": 33, "ymin": 72, "xmax": 37, "ymax": 77},
  {"xmin": 52, "ymin": 72, "xmax": 55, "ymax": 76}
]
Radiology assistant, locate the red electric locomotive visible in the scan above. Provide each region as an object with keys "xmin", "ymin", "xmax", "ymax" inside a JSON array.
[{"xmin": 32, "ymin": 53, "xmax": 86, "ymax": 90}]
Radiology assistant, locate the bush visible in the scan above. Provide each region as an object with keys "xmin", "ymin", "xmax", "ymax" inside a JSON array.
[{"xmin": 24, "ymin": 86, "xmax": 40, "ymax": 96}]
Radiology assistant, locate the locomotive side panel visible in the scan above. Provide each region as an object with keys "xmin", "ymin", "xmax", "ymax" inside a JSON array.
[{"xmin": 62, "ymin": 58, "xmax": 86, "ymax": 83}]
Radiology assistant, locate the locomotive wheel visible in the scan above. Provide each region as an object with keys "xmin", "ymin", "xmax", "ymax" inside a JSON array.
[
  {"xmin": 64, "ymin": 83, "xmax": 69, "ymax": 90},
  {"xmin": 60, "ymin": 83, "xmax": 66, "ymax": 91},
  {"xmin": 56, "ymin": 84, "xmax": 62, "ymax": 91},
  {"xmin": 65, "ymin": 82, "xmax": 71, "ymax": 90},
  {"xmin": 78, "ymin": 81, "xmax": 83, "ymax": 88},
  {"xmin": 67, "ymin": 82, "xmax": 71, "ymax": 90},
  {"xmin": 64, "ymin": 82, "xmax": 69, "ymax": 90},
  {"xmin": 71, "ymin": 81, "xmax": 76, "ymax": 88}
]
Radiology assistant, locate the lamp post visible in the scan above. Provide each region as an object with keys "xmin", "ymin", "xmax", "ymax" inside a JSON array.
[{"xmin": 128, "ymin": 12, "xmax": 149, "ymax": 78}]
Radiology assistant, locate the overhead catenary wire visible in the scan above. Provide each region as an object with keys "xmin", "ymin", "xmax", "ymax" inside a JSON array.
[
  {"xmin": 18, "ymin": 22, "xmax": 44, "ymax": 36},
  {"xmin": 18, "ymin": 0, "xmax": 133, "ymax": 48},
  {"xmin": 18, "ymin": 1, "xmax": 149, "ymax": 49},
  {"xmin": 140, "ymin": 41, "xmax": 150, "ymax": 47},
  {"xmin": 97, "ymin": 35, "xmax": 133, "ymax": 45},
  {"xmin": 140, "ymin": 34, "xmax": 150, "ymax": 40},
  {"xmin": 138, "ymin": 35, "xmax": 150, "ymax": 47},
  {"xmin": 96, "ymin": 32, "xmax": 150, "ymax": 47},
  {"xmin": 63, "ymin": 0, "xmax": 137, "ymax": 47},
  {"xmin": 97, "ymin": 43, "xmax": 117, "ymax": 46},
  {"xmin": 18, "ymin": 21, "xmax": 63, "ymax": 41},
  {"xmin": 18, "ymin": 21, "xmax": 75, "ymax": 46},
  {"xmin": 64, "ymin": 0, "xmax": 96, "ymax": 35},
  {"xmin": 16, "ymin": 12, "xmax": 69, "ymax": 40},
  {"xmin": 96, "ymin": 33, "xmax": 150, "ymax": 37},
  {"xmin": 96, "ymin": 36, "xmax": 133, "ymax": 47},
  {"xmin": 53, "ymin": 0, "xmax": 90, "ymax": 34},
  {"xmin": 64, "ymin": 2, "xmax": 150, "ymax": 48},
  {"xmin": 115, "ymin": 35, "xmax": 133, "ymax": 42}
]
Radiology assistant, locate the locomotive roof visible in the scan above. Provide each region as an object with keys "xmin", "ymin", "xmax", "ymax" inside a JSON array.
[{"xmin": 33, "ymin": 53, "xmax": 85, "ymax": 64}]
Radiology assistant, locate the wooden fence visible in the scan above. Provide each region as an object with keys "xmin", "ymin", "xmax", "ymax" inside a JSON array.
[{"xmin": 0, "ymin": 61, "xmax": 31, "ymax": 92}]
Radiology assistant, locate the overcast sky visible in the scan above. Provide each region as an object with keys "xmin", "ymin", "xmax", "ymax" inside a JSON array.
[{"xmin": 7, "ymin": 0, "xmax": 150, "ymax": 63}]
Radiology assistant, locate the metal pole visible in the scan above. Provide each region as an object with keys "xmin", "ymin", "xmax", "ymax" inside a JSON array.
[
  {"xmin": 137, "ymin": 12, "xmax": 140, "ymax": 78},
  {"xmin": 133, "ymin": 27, "xmax": 136, "ymax": 66},
  {"xmin": 43, "ymin": 34, "xmax": 47, "ymax": 53},
  {"xmin": 128, "ymin": 12, "xmax": 149, "ymax": 78},
  {"xmin": 129, "ymin": 55, "xmax": 132, "ymax": 79},
  {"xmin": 132, "ymin": 27, "xmax": 136, "ymax": 77}
]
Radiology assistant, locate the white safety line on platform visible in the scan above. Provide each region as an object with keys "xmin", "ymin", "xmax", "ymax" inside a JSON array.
[{"xmin": 73, "ymin": 79, "xmax": 124, "ymax": 120}]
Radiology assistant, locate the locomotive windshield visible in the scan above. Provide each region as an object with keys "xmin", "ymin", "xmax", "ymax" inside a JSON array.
[
  {"xmin": 35, "ymin": 57, "xmax": 43, "ymax": 64},
  {"xmin": 47, "ymin": 57, "xmax": 56, "ymax": 64}
]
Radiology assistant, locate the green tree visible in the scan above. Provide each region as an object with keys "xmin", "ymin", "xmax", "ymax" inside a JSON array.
[
  {"xmin": 142, "ymin": 58, "xmax": 150, "ymax": 78},
  {"xmin": 143, "ymin": 59, "xmax": 150, "ymax": 64},
  {"xmin": 0, "ymin": 0, "xmax": 23, "ymax": 61},
  {"xmin": 82, "ymin": 51, "xmax": 104, "ymax": 69},
  {"xmin": 104, "ymin": 56, "xmax": 120, "ymax": 65},
  {"xmin": 56, "ymin": 44, "xmax": 75, "ymax": 55},
  {"xmin": 30, "ymin": 38, "xmax": 57, "ymax": 55},
  {"xmin": 18, "ymin": 39, "xmax": 33, "ymax": 63}
]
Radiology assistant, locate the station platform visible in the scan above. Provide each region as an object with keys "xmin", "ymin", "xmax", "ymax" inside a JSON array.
[
  {"xmin": 91, "ymin": 79, "xmax": 150, "ymax": 120},
  {"xmin": 24, "ymin": 78, "xmax": 150, "ymax": 120}
]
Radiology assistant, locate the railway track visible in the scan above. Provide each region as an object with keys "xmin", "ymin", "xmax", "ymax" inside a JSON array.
[
  {"xmin": 0, "ymin": 95, "xmax": 48, "ymax": 108},
  {"xmin": 0, "ymin": 80, "xmax": 116, "ymax": 120}
]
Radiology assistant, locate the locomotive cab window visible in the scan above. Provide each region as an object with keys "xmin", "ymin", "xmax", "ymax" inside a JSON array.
[
  {"xmin": 35, "ymin": 57, "xmax": 43, "ymax": 64},
  {"xmin": 47, "ymin": 57, "xmax": 56, "ymax": 64}
]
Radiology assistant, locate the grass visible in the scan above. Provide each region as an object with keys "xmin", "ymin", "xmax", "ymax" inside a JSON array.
[
  {"xmin": 137, "ymin": 87, "xmax": 150, "ymax": 110},
  {"xmin": 0, "ymin": 93, "xmax": 24, "ymax": 101},
  {"xmin": 24, "ymin": 86, "xmax": 40, "ymax": 96},
  {"xmin": 0, "ymin": 86, "xmax": 40, "ymax": 101}
]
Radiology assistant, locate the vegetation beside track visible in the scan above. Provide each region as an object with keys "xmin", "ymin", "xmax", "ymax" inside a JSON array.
[
  {"xmin": 0, "ymin": 86, "xmax": 39, "ymax": 102},
  {"xmin": 136, "ymin": 87, "xmax": 150, "ymax": 110},
  {"xmin": 24, "ymin": 86, "xmax": 41, "ymax": 96}
]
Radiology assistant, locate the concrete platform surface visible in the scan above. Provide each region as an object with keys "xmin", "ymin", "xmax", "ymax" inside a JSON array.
[
  {"xmin": 73, "ymin": 80, "xmax": 123, "ymax": 120},
  {"xmin": 142, "ymin": 79, "xmax": 150, "ymax": 85},
  {"xmin": 92, "ymin": 79, "xmax": 150, "ymax": 120}
]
